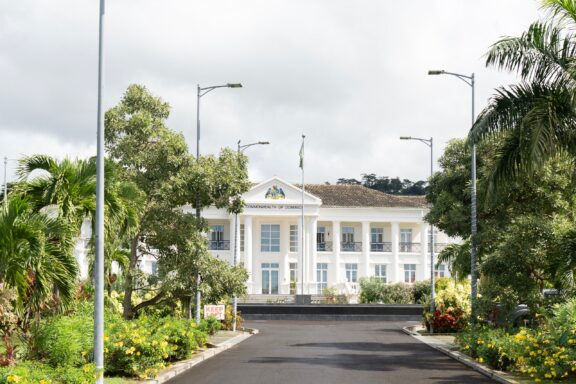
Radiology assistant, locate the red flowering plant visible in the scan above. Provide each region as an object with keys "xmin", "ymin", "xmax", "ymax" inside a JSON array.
[{"xmin": 423, "ymin": 278, "xmax": 471, "ymax": 333}]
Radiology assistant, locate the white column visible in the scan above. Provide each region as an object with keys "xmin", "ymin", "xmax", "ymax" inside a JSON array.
[
  {"xmin": 280, "ymin": 221, "xmax": 291, "ymax": 294},
  {"xmin": 420, "ymin": 222, "xmax": 429, "ymax": 281},
  {"xmin": 235, "ymin": 214, "xmax": 241, "ymax": 266},
  {"xmin": 391, "ymin": 222, "xmax": 399, "ymax": 283},
  {"xmin": 332, "ymin": 221, "xmax": 341, "ymax": 290},
  {"xmin": 244, "ymin": 215, "xmax": 253, "ymax": 293},
  {"xmin": 362, "ymin": 221, "xmax": 370, "ymax": 278},
  {"xmin": 229, "ymin": 215, "xmax": 235, "ymax": 265},
  {"xmin": 309, "ymin": 216, "xmax": 318, "ymax": 291}
]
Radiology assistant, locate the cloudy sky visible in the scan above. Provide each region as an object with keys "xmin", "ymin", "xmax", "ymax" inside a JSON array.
[{"xmin": 1, "ymin": 0, "xmax": 541, "ymax": 185}]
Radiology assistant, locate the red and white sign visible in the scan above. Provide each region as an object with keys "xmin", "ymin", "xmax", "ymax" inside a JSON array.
[{"xmin": 204, "ymin": 304, "xmax": 226, "ymax": 320}]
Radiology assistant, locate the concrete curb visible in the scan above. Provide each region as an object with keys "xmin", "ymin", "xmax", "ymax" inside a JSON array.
[
  {"xmin": 402, "ymin": 325, "xmax": 521, "ymax": 384},
  {"xmin": 144, "ymin": 330, "xmax": 257, "ymax": 384}
]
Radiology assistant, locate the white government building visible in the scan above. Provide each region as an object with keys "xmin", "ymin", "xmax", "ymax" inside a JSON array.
[{"xmin": 188, "ymin": 176, "xmax": 453, "ymax": 296}]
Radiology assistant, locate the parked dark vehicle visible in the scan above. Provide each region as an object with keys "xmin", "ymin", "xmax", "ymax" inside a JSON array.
[{"xmin": 487, "ymin": 304, "xmax": 530, "ymax": 327}]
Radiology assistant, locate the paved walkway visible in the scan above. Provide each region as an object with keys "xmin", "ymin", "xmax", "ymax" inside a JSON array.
[{"xmin": 165, "ymin": 321, "xmax": 496, "ymax": 384}]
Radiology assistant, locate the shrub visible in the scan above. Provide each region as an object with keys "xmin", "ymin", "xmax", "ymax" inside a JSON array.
[
  {"xmin": 198, "ymin": 317, "xmax": 221, "ymax": 336},
  {"xmin": 359, "ymin": 278, "xmax": 413, "ymax": 304},
  {"xmin": 0, "ymin": 361, "xmax": 93, "ymax": 384},
  {"xmin": 412, "ymin": 280, "xmax": 431, "ymax": 304},
  {"xmin": 430, "ymin": 307, "xmax": 467, "ymax": 333},
  {"xmin": 382, "ymin": 283, "xmax": 413, "ymax": 304},
  {"xmin": 31, "ymin": 310, "xmax": 93, "ymax": 367},
  {"xmin": 104, "ymin": 314, "xmax": 207, "ymax": 378},
  {"xmin": 359, "ymin": 277, "xmax": 386, "ymax": 303},
  {"xmin": 424, "ymin": 278, "xmax": 470, "ymax": 332}
]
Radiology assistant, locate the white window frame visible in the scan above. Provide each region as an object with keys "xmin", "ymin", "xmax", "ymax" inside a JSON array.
[
  {"xmin": 374, "ymin": 264, "xmax": 387, "ymax": 282},
  {"xmin": 261, "ymin": 224, "xmax": 280, "ymax": 252},
  {"xmin": 317, "ymin": 263, "xmax": 328, "ymax": 294},
  {"xmin": 345, "ymin": 263, "xmax": 358, "ymax": 283},
  {"xmin": 290, "ymin": 224, "xmax": 298, "ymax": 252},
  {"xmin": 404, "ymin": 264, "xmax": 416, "ymax": 283},
  {"xmin": 210, "ymin": 224, "xmax": 224, "ymax": 241}
]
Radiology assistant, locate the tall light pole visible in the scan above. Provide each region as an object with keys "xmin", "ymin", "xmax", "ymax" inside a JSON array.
[
  {"xmin": 94, "ymin": 0, "xmax": 106, "ymax": 383},
  {"xmin": 400, "ymin": 136, "xmax": 435, "ymax": 333},
  {"xmin": 195, "ymin": 83, "xmax": 242, "ymax": 324},
  {"xmin": 233, "ymin": 140, "xmax": 269, "ymax": 331},
  {"xmin": 428, "ymin": 69, "xmax": 477, "ymax": 328}
]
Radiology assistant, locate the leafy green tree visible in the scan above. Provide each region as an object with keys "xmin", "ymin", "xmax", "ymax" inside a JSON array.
[
  {"xmin": 336, "ymin": 174, "xmax": 427, "ymax": 195},
  {"xmin": 105, "ymin": 84, "xmax": 249, "ymax": 319},
  {"xmin": 428, "ymin": 138, "xmax": 576, "ymax": 309}
]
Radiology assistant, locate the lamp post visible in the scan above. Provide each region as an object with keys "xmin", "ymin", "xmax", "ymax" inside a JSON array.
[
  {"xmin": 232, "ymin": 140, "xmax": 269, "ymax": 331},
  {"xmin": 400, "ymin": 136, "xmax": 435, "ymax": 333},
  {"xmin": 428, "ymin": 69, "xmax": 477, "ymax": 328},
  {"xmin": 94, "ymin": 0, "xmax": 106, "ymax": 382},
  {"xmin": 195, "ymin": 83, "xmax": 242, "ymax": 324}
]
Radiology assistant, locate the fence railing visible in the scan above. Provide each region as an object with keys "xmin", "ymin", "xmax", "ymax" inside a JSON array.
[
  {"xmin": 317, "ymin": 241, "xmax": 333, "ymax": 252},
  {"xmin": 208, "ymin": 240, "xmax": 230, "ymax": 251},
  {"xmin": 399, "ymin": 242, "xmax": 421, "ymax": 253},
  {"xmin": 341, "ymin": 242, "xmax": 362, "ymax": 252},
  {"xmin": 370, "ymin": 242, "xmax": 392, "ymax": 252}
]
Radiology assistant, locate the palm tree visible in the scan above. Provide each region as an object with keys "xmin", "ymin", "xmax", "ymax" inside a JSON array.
[
  {"xmin": 469, "ymin": 0, "xmax": 576, "ymax": 187},
  {"xmin": 16, "ymin": 155, "xmax": 97, "ymax": 229},
  {"xmin": 0, "ymin": 196, "xmax": 78, "ymax": 327}
]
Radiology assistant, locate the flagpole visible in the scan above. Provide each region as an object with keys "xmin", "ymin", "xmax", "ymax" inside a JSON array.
[{"xmin": 300, "ymin": 135, "xmax": 305, "ymax": 295}]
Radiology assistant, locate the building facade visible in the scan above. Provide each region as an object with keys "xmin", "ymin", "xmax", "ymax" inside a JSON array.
[{"xmin": 190, "ymin": 177, "xmax": 453, "ymax": 296}]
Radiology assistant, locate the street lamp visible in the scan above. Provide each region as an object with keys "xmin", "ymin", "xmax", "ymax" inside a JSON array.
[
  {"xmin": 428, "ymin": 69, "xmax": 477, "ymax": 328},
  {"xmin": 400, "ymin": 136, "xmax": 435, "ymax": 333},
  {"xmin": 232, "ymin": 140, "xmax": 269, "ymax": 331},
  {"xmin": 94, "ymin": 1, "xmax": 106, "ymax": 382},
  {"xmin": 195, "ymin": 83, "xmax": 242, "ymax": 325}
]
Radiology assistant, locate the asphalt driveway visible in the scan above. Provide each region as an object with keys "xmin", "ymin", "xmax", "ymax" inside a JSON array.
[{"xmin": 166, "ymin": 320, "xmax": 495, "ymax": 384}]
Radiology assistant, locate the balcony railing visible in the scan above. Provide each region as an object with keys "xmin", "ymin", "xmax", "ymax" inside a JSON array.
[
  {"xmin": 399, "ymin": 242, "xmax": 421, "ymax": 253},
  {"xmin": 341, "ymin": 242, "xmax": 362, "ymax": 252},
  {"xmin": 208, "ymin": 240, "xmax": 230, "ymax": 250},
  {"xmin": 428, "ymin": 243, "xmax": 448, "ymax": 253},
  {"xmin": 317, "ymin": 241, "xmax": 333, "ymax": 252},
  {"xmin": 370, "ymin": 242, "xmax": 392, "ymax": 252}
]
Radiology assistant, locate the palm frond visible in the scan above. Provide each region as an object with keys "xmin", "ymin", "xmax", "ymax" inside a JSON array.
[{"xmin": 486, "ymin": 21, "xmax": 576, "ymax": 85}]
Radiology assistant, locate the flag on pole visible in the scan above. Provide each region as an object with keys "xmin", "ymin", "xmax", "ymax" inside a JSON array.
[{"xmin": 299, "ymin": 135, "xmax": 305, "ymax": 169}]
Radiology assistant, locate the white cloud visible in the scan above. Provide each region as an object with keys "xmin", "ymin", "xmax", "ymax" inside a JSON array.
[{"xmin": 0, "ymin": 0, "xmax": 542, "ymax": 185}]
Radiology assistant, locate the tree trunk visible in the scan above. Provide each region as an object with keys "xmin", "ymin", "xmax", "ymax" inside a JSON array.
[{"xmin": 122, "ymin": 235, "xmax": 139, "ymax": 319}]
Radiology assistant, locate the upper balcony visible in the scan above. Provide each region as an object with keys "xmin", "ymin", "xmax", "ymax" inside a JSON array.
[
  {"xmin": 370, "ymin": 242, "xmax": 392, "ymax": 252},
  {"xmin": 208, "ymin": 240, "xmax": 230, "ymax": 251}
]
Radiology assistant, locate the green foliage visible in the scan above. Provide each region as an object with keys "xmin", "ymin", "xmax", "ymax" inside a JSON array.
[
  {"xmin": 198, "ymin": 317, "xmax": 221, "ymax": 336},
  {"xmin": 104, "ymin": 84, "xmax": 250, "ymax": 319},
  {"xmin": 457, "ymin": 323, "xmax": 576, "ymax": 381},
  {"xmin": 411, "ymin": 280, "xmax": 431, "ymax": 304},
  {"xmin": 104, "ymin": 313, "xmax": 206, "ymax": 378},
  {"xmin": 0, "ymin": 361, "xmax": 94, "ymax": 384},
  {"xmin": 423, "ymin": 278, "xmax": 471, "ymax": 333},
  {"xmin": 0, "ymin": 195, "xmax": 78, "ymax": 327},
  {"xmin": 337, "ymin": 174, "xmax": 426, "ymax": 195},
  {"xmin": 358, "ymin": 278, "xmax": 414, "ymax": 304},
  {"xmin": 31, "ymin": 308, "xmax": 93, "ymax": 367},
  {"xmin": 428, "ymin": 137, "xmax": 576, "ymax": 313}
]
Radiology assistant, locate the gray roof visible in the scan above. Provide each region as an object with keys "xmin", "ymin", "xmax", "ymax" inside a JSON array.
[{"xmin": 301, "ymin": 184, "xmax": 427, "ymax": 208}]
